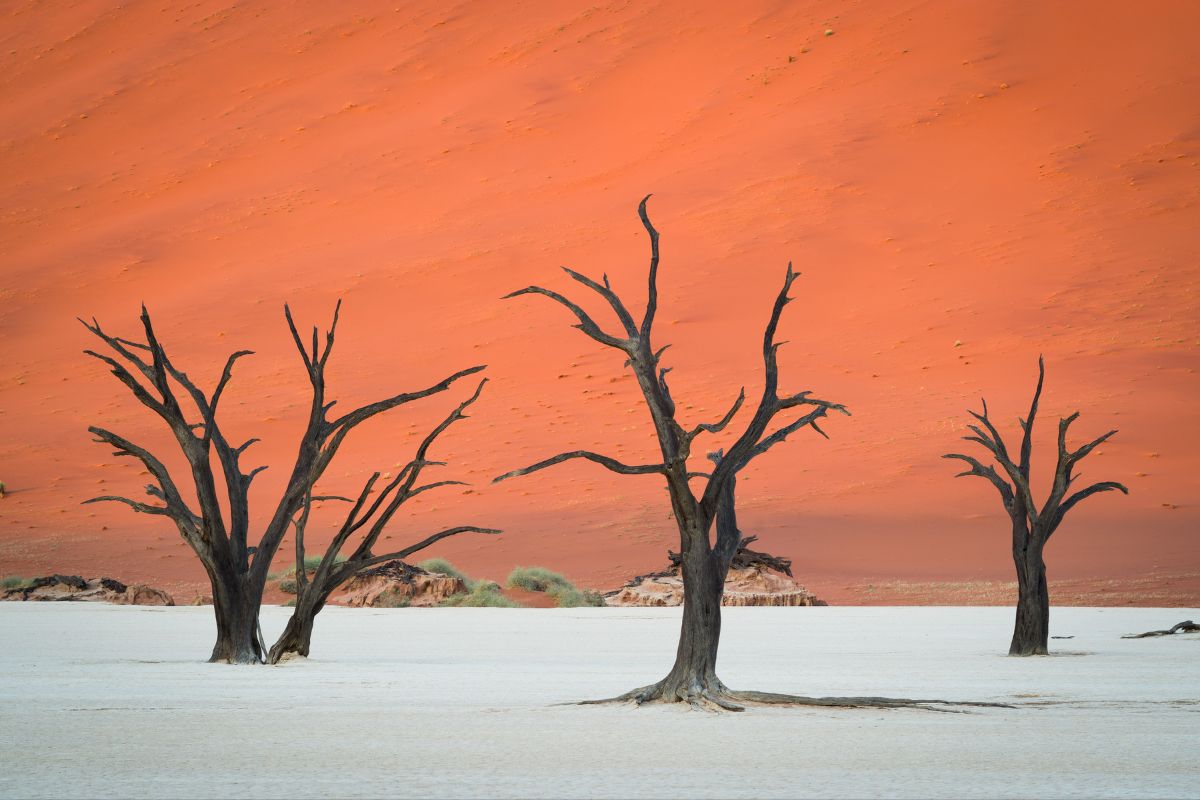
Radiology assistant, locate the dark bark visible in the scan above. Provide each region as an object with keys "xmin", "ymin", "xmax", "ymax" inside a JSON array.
[
  {"xmin": 492, "ymin": 198, "xmax": 1028, "ymax": 713},
  {"xmin": 946, "ymin": 357, "xmax": 1128, "ymax": 657},
  {"xmin": 209, "ymin": 573, "xmax": 265, "ymax": 664},
  {"xmin": 1122, "ymin": 620, "xmax": 1200, "ymax": 638},
  {"xmin": 1010, "ymin": 541, "xmax": 1049, "ymax": 656},
  {"xmin": 659, "ymin": 541, "xmax": 725, "ymax": 700},
  {"xmin": 81, "ymin": 303, "xmax": 485, "ymax": 664},
  {"xmin": 266, "ymin": 380, "xmax": 500, "ymax": 664},
  {"xmin": 268, "ymin": 595, "xmax": 324, "ymax": 661}
]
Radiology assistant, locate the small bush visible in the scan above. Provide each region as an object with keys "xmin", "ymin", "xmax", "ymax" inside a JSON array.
[
  {"xmin": 278, "ymin": 578, "xmax": 298, "ymax": 595},
  {"xmin": 418, "ymin": 558, "xmax": 474, "ymax": 588},
  {"xmin": 2, "ymin": 575, "xmax": 32, "ymax": 590},
  {"xmin": 506, "ymin": 566, "xmax": 604, "ymax": 607},
  {"xmin": 281, "ymin": 599, "xmax": 296, "ymax": 607},
  {"xmin": 440, "ymin": 580, "xmax": 521, "ymax": 608},
  {"xmin": 506, "ymin": 566, "xmax": 574, "ymax": 593},
  {"xmin": 548, "ymin": 585, "xmax": 606, "ymax": 608}
]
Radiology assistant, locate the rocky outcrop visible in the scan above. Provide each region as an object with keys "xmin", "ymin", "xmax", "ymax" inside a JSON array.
[
  {"xmin": 605, "ymin": 538, "xmax": 826, "ymax": 607},
  {"xmin": 333, "ymin": 561, "xmax": 467, "ymax": 607},
  {"xmin": 1, "ymin": 575, "xmax": 174, "ymax": 605}
]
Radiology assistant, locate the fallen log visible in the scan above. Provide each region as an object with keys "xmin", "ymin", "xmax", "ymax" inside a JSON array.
[{"xmin": 1121, "ymin": 620, "xmax": 1199, "ymax": 639}]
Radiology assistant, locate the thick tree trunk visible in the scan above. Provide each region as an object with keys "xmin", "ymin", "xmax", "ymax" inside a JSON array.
[
  {"xmin": 267, "ymin": 596, "xmax": 326, "ymax": 664},
  {"xmin": 583, "ymin": 535, "xmax": 1010, "ymax": 711},
  {"xmin": 208, "ymin": 570, "xmax": 264, "ymax": 664},
  {"xmin": 658, "ymin": 548, "xmax": 726, "ymax": 699},
  {"xmin": 1009, "ymin": 541, "xmax": 1049, "ymax": 656}
]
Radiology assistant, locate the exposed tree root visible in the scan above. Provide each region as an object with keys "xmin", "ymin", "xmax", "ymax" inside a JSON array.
[
  {"xmin": 1121, "ymin": 620, "xmax": 1199, "ymax": 639},
  {"xmin": 577, "ymin": 680, "xmax": 1012, "ymax": 713}
]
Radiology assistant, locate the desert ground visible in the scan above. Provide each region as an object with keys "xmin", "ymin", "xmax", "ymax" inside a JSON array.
[
  {"xmin": 1, "ymin": 604, "xmax": 1196, "ymax": 799},
  {"xmin": 1, "ymin": 1, "xmax": 1198, "ymax": 603}
]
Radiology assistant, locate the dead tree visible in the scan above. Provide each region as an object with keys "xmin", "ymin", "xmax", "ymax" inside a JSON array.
[
  {"xmin": 495, "ymin": 197, "xmax": 1003, "ymax": 712},
  {"xmin": 268, "ymin": 379, "xmax": 500, "ymax": 663},
  {"xmin": 945, "ymin": 358, "xmax": 1128, "ymax": 656},
  {"xmin": 81, "ymin": 303, "xmax": 483, "ymax": 663},
  {"xmin": 1121, "ymin": 620, "xmax": 1199, "ymax": 639}
]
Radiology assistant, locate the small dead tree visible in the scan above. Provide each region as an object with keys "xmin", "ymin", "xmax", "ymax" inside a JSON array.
[
  {"xmin": 82, "ymin": 303, "xmax": 483, "ymax": 663},
  {"xmin": 269, "ymin": 379, "xmax": 499, "ymax": 663},
  {"xmin": 495, "ymin": 197, "xmax": 1000, "ymax": 712},
  {"xmin": 944, "ymin": 357, "xmax": 1129, "ymax": 656}
]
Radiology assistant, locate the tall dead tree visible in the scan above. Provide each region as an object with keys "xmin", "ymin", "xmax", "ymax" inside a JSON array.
[
  {"xmin": 82, "ymin": 303, "xmax": 483, "ymax": 663},
  {"xmin": 495, "ymin": 197, "xmax": 1001, "ymax": 712},
  {"xmin": 945, "ymin": 358, "xmax": 1128, "ymax": 656},
  {"xmin": 269, "ymin": 379, "xmax": 499, "ymax": 663}
]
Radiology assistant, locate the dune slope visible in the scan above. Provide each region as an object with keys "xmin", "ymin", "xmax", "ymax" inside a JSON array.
[{"xmin": 0, "ymin": 1, "xmax": 1197, "ymax": 602}]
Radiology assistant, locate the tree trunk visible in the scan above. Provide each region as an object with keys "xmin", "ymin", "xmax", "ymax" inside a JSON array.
[
  {"xmin": 1009, "ymin": 540, "xmax": 1049, "ymax": 656},
  {"xmin": 208, "ymin": 569, "xmax": 264, "ymax": 664},
  {"xmin": 267, "ymin": 596, "xmax": 326, "ymax": 664},
  {"xmin": 658, "ymin": 548, "xmax": 726, "ymax": 699}
]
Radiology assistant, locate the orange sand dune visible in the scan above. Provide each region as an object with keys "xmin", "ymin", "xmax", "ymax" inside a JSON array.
[{"xmin": 1, "ymin": 1, "xmax": 1197, "ymax": 605}]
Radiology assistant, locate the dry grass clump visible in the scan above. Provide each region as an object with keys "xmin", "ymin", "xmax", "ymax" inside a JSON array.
[{"xmin": 506, "ymin": 566, "xmax": 604, "ymax": 607}]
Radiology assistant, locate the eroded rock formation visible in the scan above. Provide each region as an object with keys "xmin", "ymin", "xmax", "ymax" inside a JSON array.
[
  {"xmin": 333, "ymin": 560, "xmax": 467, "ymax": 607},
  {"xmin": 606, "ymin": 537, "xmax": 825, "ymax": 607},
  {"xmin": 2, "ymin": 575, "xmax": 174, "ymax": 605}
]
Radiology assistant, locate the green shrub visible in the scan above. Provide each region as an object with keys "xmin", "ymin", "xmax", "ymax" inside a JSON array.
[
  {"xmin": 1, "ymin": 575, "xmax": 32, "ymax": 590},
  {"xmin": 506, "ymin": 566, "xmax": 604, "ymax": 607},
  {"xmin": 418, "ymin": 558, "xmax": 474, "ymax": 588},
  {"xmin": 440, "ymin": 580, "xmax": 521, "ymax": 608},
  {"xmin": 506, "ymin": 566, "xmax": 575, "ymax": 593},
  {"xmin": 278, "ymin": 578, "xmax": 298, "ymax": 595},
  {"xmin": 548, "ymin": 585, "xmax": 606, "ymax": 608},
  {"xmin": 281, "ymin": 599, "xmax": 296, "ymax": 607}
]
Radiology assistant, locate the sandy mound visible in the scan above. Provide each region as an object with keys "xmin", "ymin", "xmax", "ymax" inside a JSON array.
[
  {"xmin": 605, "ymin": 538, "xmax": 825, "ymax": 607},
  {"xmin": 2, "ymin": 575, "xmax": 174, "ymax": 606},
  {"xmin": 334, "ymin": 561, "xmax": 467, "ymax": 608}
]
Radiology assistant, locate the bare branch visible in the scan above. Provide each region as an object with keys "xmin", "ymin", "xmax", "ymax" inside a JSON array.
[
  {"xmin": 332, "ymin": 379, "xmax": 490, "ymax": 569},
  {"xmin": 349, "ymin": 527, "xmax": 503, "ymax": 574},
  {"xmin": 83, "ymin": 495, "xmax": 170, "ymax": 516},
  {"xmin": 87, "ymin": 426, "xmax": 199, "ymax": 525},
  {"xmin": 328, "ymin": 365, "xmax": 486, "ymax": 434},
  {"xmin": 699, "ymin": 263, "xmax": 847, "ymax": 521},
  {"xmin": 408, "ymin": 480, "xmax": 469, "ymax": 499},
  {"xmin": 495, "ymin": 451, "xmax": 665, "ymax": 482},
  {"xmin": 684, "ymin": 391, "xmax": 746, "ymax": 444},
  {"xmin": 638, "ymin": 194, "xmax": 660, "ymax": 338},
  {"xmin": 318, "ymin": 299, "xmax": 342, "ymax": 368},
  {"xmin": 1018, "ymin": 355, "xmax": 1045, "ymax": 478},
  {"xmin": 1055, "ymin": 481, "xmax": 1129, "ymax": 526},
  {"xmin": 750, "ymin": 403, "xmax": 850, "ymax": 460},
  {"xmin": 963, "ymin": 398, "xmax": 1037, "ymax": 524},
  {"xmin": 283, "ymin": 303, "xmax": 313, "ymax": 372},
  {"xmin": 561, "ymin": 267, "xmax": 639, "ymax": 337},
  {"xmin": 1071, "ymin": 428, "xmax": 1117, "ymax": 463},
  {"xmin": 943, "ymin": 453, "xmax": 1016, "ymax": 507},
  {"xmin": 502, "ymin": 285, "xmax": 630, "ymax": 350}
]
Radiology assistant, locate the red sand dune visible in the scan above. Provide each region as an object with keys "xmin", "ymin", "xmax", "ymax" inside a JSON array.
[{"xmin": 1, "ymin": 1, "xmax": 1197, "ymax": 605}]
